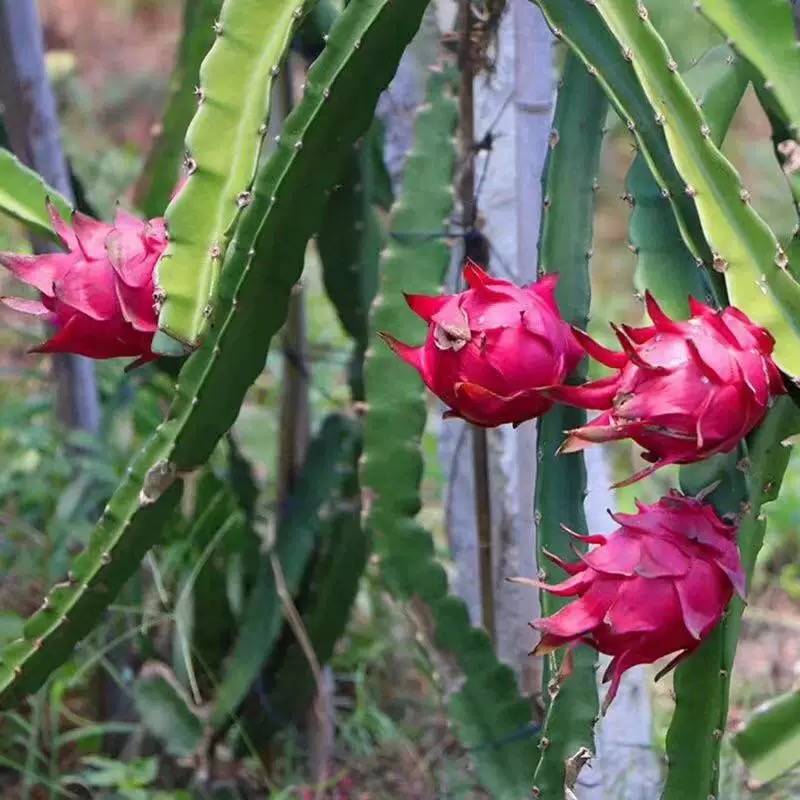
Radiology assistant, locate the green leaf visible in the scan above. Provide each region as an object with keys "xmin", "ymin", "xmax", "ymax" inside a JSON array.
[
  {"xmin": 174, "ymin": 473, "xmax": 248, "ymax": 686},
  {"xmin": 733, "ymin": 688, "xmax": 800, "ymax": 784},
  {"xmin": 0, "ymin": 148, "xmax": 72, "ymax": 238},
  {"xmin": 260, "ymin": 429, "xmax": 366, "ymax": 731},
  {"xmin": 211, "ymin": 414, "xmax": 361, "ymax": 728},
  {"xmin": 133, "ymin": 665, "xmax": 203, "ymax": 758}
]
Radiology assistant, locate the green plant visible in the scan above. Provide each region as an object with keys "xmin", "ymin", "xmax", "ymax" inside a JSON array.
[
  {"xmin": 134, "ymin": 0, "xmax": 224, "ymax": 218},
  {"xmin": 0, "ymin": 148, "xmax": 71, "ymax": 238},
  {"xmin": 153, "ymin": 0, "xmax": 314, "ymax": 353},
  {"xmin": 531, "ymin": 50, "xmax": 606, "ymax": 795}
]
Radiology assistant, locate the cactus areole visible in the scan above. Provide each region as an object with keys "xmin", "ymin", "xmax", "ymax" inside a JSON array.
[
  {"xmin": 382, "ymin": 260, "xmax": 583, "ymax": 427},
  {"xmin": 550, "ymin": 292, "xmax": 784, "ymax": 486},
  {"xmin": 533, "ymin": 491, "xmax": 744, "ymax": 711},
  {"xmin": 0, "ymin": 202, "xmax": 166, "ymax": 366}
]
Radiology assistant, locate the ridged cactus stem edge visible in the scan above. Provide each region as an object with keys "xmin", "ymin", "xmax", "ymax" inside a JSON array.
[{"xmin": 154, "ymin": 0, "xmax": 316, "ymax": 353}]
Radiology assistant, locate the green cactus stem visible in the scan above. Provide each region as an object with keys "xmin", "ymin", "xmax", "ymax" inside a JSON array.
[
  {"xmin": 360, "ymin": 62, "xmax": 537, "ymax": 798},
  {"xmin": 153, "ymin": 0, "xmax": 313, "ymax": 354},
  {"xmin": 0, "ymin": 147, "xmax": 71, "ymax": 238},
  {"xmin": 531, "ymin": 0, "xmax": 712, "ymax": 271},
  {"xmin": 697, "ymin": 0, "xmax": 800, "ymax": 137},
  {"xmin": 531, "ymin": 51, "xmax": 606, "ymax": 798},
  {"xmin": 584, "ymin": 0, "xmax": 800, "ymax": 379},
  {"xmin": 663, "ymin": 399, "xmax": 800, "ymax": 800},
  {"xmin": 629, "ymin": 44, "xmax": 747, "ymax": 316},
  {"xmin": 135, "ymin": 0, "xmax": 224, "ymax": 219},
  {"xmin": 318, "ymin": 121, "xmax": 388, "ymax": 400}
]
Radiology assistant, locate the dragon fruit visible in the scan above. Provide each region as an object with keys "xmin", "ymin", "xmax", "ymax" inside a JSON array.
[
  {"xmin": 532, "ymin": 491, "xmax": 744, "ymax": 711},
  {"xmin": 382, "ymin": 260, "xmax": 583, "ymax": 427},
  {"xmin": 549, "ymin": 292, "xmax": 784, "ymax": 485},
  {"xmin": 0, "ymin": 202, "xmax": 167, "ymax": 365}
]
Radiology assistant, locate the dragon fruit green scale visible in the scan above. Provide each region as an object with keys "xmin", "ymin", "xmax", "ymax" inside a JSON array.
[
  {"xmin": 382, "ymin": 260, "xmax": 584, "ymax": 427},
  {"xmin": 0, "ymin": 202, "xmax": 167, "ymax": 366}
]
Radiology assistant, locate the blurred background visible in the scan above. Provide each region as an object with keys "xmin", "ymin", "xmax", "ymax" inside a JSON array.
[{"xmin": 0, "ymin": 1, "xmax": 797, "ymax": 798}]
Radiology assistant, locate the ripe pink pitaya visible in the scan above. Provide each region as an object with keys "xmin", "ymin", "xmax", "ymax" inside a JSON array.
[
  {"xmin": 532, "ymin": 491, "xmax": 744, "ymax": 710},
  {"xmin": 383, "ymin": 260, "xmax": 583, "ymax": 427},
  {"xmin": 0, "ymin": 202, "xmax": 167, "ymax": 365},
  {"xmin": 548, "ymin": 293, "xmax": 784, "ymax": 485}
]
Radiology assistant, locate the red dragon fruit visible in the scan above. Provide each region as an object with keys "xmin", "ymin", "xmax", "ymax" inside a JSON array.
[
  {"xmin": 0, "ymin": 202, "xmax": 167, "ymax": 365},
  {"xmin": 383, "ymin": 261, "xmax": 583, "ymax": 427},
  {"xmin": 549, "ymin": 292, "xmax": 784, "ymax": 485},
  {"xmin": 532, "ymin": 491, "xmax": 744, "ymax": 710}
]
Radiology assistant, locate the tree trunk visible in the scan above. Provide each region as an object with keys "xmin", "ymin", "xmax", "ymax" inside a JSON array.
[{"xmin": 0, "ymin": 0, "xmax": 100, "ymax": 435}]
